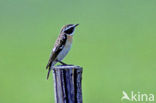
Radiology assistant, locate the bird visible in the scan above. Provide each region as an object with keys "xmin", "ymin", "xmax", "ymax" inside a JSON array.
[{"xmin": 46, "ymin": 24, "xmax": 79, "ymax": 79}]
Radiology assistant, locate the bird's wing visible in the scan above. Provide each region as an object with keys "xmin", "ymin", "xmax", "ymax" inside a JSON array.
[{"xmin": 46, "ymin": 34, "xmax": 67, "ymax": 69}]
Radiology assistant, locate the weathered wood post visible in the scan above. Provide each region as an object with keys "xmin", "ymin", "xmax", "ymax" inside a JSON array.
[{"xmin": 52, "ymin": 65, "xmax": 83, "ymax": 103}]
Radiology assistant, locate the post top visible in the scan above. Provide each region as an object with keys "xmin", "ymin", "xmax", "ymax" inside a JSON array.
[{"xmin": 52, "ymin": 65, "xmax": 82, "ymax": 70}]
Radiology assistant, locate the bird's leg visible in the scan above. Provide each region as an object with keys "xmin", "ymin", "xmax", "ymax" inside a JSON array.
[{"xmin": 56, "ymin": 60, "xmax": 67, "ymax": 65}]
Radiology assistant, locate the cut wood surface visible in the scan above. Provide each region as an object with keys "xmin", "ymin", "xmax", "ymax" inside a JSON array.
[{"xmin": 52, "ymin": 65, "xmax": 83, "ymax": 103}]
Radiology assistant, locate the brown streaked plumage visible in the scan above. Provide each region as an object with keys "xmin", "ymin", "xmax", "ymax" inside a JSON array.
[{"xmin": 46, "ymin": 24, "xmax": 79, "ymax": 79}]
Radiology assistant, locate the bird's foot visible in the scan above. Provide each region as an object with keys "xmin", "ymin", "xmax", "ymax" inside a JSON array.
[
  {"xmin": 56, "ymin": 60, "xmax": 74, "ymax": 66},
  {"xmin": 57, "ymin": 60, "xmax": 67, "ymax": 65}
]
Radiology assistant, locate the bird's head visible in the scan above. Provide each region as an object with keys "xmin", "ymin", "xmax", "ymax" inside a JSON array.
[{"xmin": 61, "ymin": 24, "xmax": 79, "ymax": 36}]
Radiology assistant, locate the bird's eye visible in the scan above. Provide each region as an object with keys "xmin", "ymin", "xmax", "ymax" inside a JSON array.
[{"xmin": 64, "ymin": 27, "xmax": 74, "ymax": 34}]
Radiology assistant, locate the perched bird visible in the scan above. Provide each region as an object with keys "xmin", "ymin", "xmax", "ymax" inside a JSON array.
[{"xmin": 46, "ymin": 24, "xmax": 79, "ymax": 79}]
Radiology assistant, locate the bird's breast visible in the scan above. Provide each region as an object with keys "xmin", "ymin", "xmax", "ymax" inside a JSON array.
[
  {"xmin": 57, "ymin": 35, "xmax": 73, "ymax": 61},
  {"xmin": 66, "ymin": 35, "xmax": 73, "ymax": 43}
]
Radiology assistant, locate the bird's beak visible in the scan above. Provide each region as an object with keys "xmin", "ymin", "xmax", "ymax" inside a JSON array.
[{"xmin": 74, "ymin": 24, "xmax": 79, "ymax": 27}]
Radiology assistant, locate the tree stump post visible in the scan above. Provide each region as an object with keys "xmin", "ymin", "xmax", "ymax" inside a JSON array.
[{"xmin": 52, "ymin": 65, "xmax": 83, "ymax": 103}]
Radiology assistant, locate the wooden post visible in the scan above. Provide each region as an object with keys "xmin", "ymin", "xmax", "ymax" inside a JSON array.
[{"xmin": 52, "ymin": 65, "xmax": 83, "ymax": 103}]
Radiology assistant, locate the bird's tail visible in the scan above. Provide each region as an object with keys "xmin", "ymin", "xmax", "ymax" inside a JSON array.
[
  {"xmin": 46, "ymin": 61, "xmax": 56, "ymax": 80},
  {"xmin": 47, "ymin": 68, "xmax": 51, "ymax": 80}
]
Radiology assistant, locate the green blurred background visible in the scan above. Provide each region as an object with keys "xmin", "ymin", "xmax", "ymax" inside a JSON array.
[{"xmin": 0, "ymin": 0, "xmax": 156, "ymax": 103}]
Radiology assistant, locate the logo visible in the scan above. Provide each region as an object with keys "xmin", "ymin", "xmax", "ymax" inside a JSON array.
[{"xmin": 121, "ymin": 91, "xmax": 154, "ymax": 102}]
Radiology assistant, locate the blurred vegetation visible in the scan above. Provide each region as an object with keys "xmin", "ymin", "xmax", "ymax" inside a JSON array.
[{"xmin": 0, "ymin": 0, "xmax": 156, "ymax": 103}]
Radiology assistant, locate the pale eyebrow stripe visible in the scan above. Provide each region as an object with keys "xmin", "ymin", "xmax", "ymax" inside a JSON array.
[{"xmin": 65, "ymin": 25, "xmax": 74, "ymax": 30}]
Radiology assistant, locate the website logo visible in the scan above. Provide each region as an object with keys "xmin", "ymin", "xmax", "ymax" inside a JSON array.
[{"xmin": 121, "ymin": 91, "xmax": 154, "ymax": 102}]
